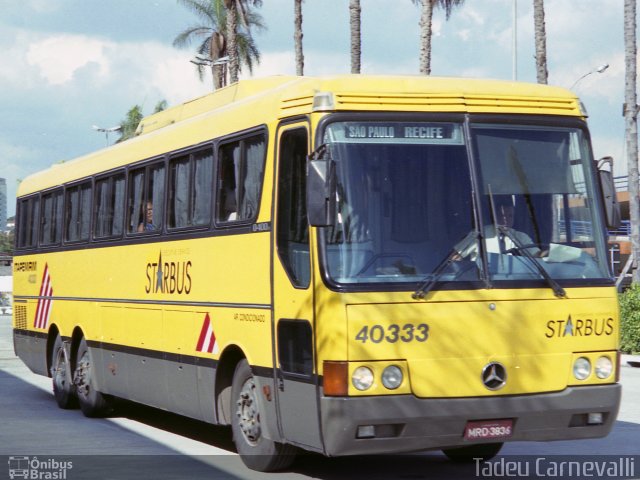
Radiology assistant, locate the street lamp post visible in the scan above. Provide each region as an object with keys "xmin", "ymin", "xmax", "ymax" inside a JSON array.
[
  {"xmin": 92, "ymin": 125, "xmax": 122, "ymax": 146},
  {"xmin": 570, "ymin": 64, "xmax": 610, "ymax": 90},
  {"xmin": 190, "ymin": 55, "xmax": 230, "ymax": 90}
]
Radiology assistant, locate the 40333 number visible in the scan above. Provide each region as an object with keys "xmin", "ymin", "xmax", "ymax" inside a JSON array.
[{"xmin": 355, "ymin": 323, "xmax": 429, "ymax": 344}]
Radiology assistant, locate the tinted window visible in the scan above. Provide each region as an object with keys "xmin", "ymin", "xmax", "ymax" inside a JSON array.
[
  {"xmin": 95, "ymin": 173, "xmax": 125, "ymax": 238},
  {"xmin": 17, "ymin": 196, "xmax": 39, "ymax": 249},
  {"xmin": 40, "ymin": 190, "xmax": 63, "ymax": 246},
  {"xmin": 65, "ymin": 182, "xmax": 92, "ymax": 242},
  {"xmin": 276, "ymin": 128, "xmax": 310, "ymax": 287},
  {"xmin": 128, "ymin": 163, "xmax": 165, "ymax": 234},
  {"xmin": 216, "ymin": 133, "xmax": 266, "ymax": 223},
  {"xmin": 168, "ymin": 149, "xmax": 213, "ymax": 229}
]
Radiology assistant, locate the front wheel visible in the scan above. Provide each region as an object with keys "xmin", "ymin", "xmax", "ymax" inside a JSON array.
[
  {"xmin": 231, "ymin": 359, "xmax": 296, "ymax": 472},
  {"xmin": 74, "ymin": 337, "xmax": 112, "ymax": 417},
  {"xmin": 51, "ymin": 335, "xmax": 77, "ymax": 409},
  {"xmin": 442, "ymin": 442, "xmax": 503, "ymax": 462}
]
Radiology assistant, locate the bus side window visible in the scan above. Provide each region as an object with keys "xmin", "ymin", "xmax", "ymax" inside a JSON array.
[
  {"xmin": 276, "ymin": 127, "xmax": 310, "ymax": 287},
  {"xmin": 17, "ymin": 196, "xmax": 39, "ymax": 249},
  {"xmin": 167, "ymin": 148, "xmax": 213, "ymax": 229},
  {"xmin": 169, "ymin": 155, "xmax": 190, "ymax": 228},
  {"xmin": 64, "ymin": 182, "xmax": 91, "ymax": 243},
  {"xmin": 40, "ymin": 190, "xmax": 63, "ymax": 246},
  {"xmin": 95, "ymin": 173, "xmax": 125, "ymax": 239},
  {"xmin": 216, "ymin": 133, "xmax": 266, "ymax": 224},
  {"xmin": 128, "ymin": 163, "xmax": 165, "ymax": 234}
]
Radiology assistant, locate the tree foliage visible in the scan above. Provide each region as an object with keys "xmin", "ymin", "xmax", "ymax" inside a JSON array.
[
  {"xmin": 175, "ymin": 0, "xmax": 264, "ymax": 89},
  {"xmin": 116, "ymin": 100, "xmax": 167, "ymax": 143},
  {"xmin": 619, "ymin": 284, "xmax": 640, "ymax": 353},
  {"xmin": 0, "ymin": 230, "xmax": 14, "ymax": 254},
  {"xmin": 116, "ymin": 105, "xmax": 143, "ymax": 143}
]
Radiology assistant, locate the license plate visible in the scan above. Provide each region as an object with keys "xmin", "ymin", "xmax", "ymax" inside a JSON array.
[{"xmin": 464, "ymin": 419, "xmax": 513, "ymax": 441}]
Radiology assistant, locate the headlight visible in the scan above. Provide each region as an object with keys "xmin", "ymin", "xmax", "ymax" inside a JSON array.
[
  {"xmin": 573, "ymin": 357, "xmax": 591, "ymax": 380},
  {"xmin": 595, "ymin": 356, "xmax": 613, "ymax": 379},
  {"xmin": 352, "ymin": 366, "xmax": 374, "ymax": 391},
  {"xmin": 381, "ymin": 365, "xmax": 403, "ymax": 390}
]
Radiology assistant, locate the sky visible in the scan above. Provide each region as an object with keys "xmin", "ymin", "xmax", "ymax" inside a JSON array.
[{"xmin": 0, "ymin": 0, "xmax": 629, "ymax": 217}]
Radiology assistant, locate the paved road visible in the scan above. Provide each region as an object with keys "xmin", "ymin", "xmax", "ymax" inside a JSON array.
[{"xmin": 1, "ymin": 314, "xmax": 639, "ymax": 480}]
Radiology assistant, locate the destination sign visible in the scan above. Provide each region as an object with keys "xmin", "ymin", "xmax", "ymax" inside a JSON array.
[{"xmin": 328, "ymin": 122, "xmax": 463, "ymax": 144}]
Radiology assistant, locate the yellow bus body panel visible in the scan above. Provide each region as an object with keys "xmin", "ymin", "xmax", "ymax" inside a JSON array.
[{"xmin": 340, "ymin": 287, "xmax": 618, "ymax": 397}]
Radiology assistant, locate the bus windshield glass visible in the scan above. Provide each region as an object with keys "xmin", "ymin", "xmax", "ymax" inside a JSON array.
[
  {"xmin": 320, "ymin": 119, "xmax": 610, "ymax": 288},
  {"xmin": 470, "ymin": 122, "xmax": 609, "ymax": 282},
  {"xmin": 321, "ymin": 120, "xmax": 479, "ymax": 285}
]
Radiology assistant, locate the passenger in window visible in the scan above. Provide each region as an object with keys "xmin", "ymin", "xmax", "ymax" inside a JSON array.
[
  {"xmin": 221, "ymin": 187, "xmax": 237, "ymax": 221},
  {"xmin": 138, "ymin": 201, "xmax": 156, "ymax": 232}
]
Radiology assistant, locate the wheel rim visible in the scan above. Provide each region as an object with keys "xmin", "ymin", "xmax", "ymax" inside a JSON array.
[
  {"xmin": 74, "ymin": 351, "xmax": 91, "ymax": 399},
  {"xmin": 52, "ymin": 347, "xmax": 67, "ymax": 392},
  {"xmin": 236, "ymin": 377, "xmax": 261, "ymax": 445}
]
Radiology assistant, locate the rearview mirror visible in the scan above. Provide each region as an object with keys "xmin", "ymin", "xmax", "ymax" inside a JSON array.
[
  {"xmin": 597, "ymin": 156, "xmax": 621, "ymax": 229},
  {"xmin": 307, "ymin": 145, "xmax": 336, "ymax": 227}
]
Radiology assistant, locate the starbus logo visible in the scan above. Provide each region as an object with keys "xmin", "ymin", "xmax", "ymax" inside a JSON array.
[
  {"xmin": 8, "ymin": 456, "xmax": 73, "ymax": 479},
  {"xmin": 545, "ymin": 315, "xmax": 614, "ymax": 338},
  {"xmin": 145, "ymin": 251, "xmax": 192, "ymax": 295}
]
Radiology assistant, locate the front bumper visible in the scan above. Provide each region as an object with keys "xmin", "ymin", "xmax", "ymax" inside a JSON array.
[{"xmin": 320, "ymin": 384, "xmax": 621, "ymax": 456}]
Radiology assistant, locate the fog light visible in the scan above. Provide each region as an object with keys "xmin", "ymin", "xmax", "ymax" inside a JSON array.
[
  {"xmin": 595, "ymin": 356, "xmax": 613, "ymax": 379},
  {"xmin": 381, "ymin": 365, "xmax": 403, "ymax": 390},
  {"xmin": 587, "ymin": 413, "xmax": 604, "ymax": 425},
  {"xmin": 573, "ymin": 357, "xmax": 591, "ymax": 380},
  {"xmin": 352, "ymin": 366, "xmax": 374, "ymax": 391}
]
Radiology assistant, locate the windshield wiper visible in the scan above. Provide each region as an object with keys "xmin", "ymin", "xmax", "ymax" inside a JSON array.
[
  {"xmin": 412, "ymin": 230, "xmax": 479, "ymax": 300},
  {"xmin": 497, "ymin": 225, "xmax": 567, "ymax": 298}
]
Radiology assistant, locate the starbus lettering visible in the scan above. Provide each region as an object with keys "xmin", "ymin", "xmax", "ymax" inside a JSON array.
[
  {"xmin": 145, "ymin": 252, "xmax": 192, "ymax": 294},
  {"xmin": 14, "ymin": 261, "xmax": 38, "ymax": 272},
  {"xmin": 545, "ymin": 315, "xmax": 614, "ymax": 338}
]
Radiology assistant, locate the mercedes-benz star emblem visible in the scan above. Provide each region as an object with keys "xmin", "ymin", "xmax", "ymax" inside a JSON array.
[{"xmin": 481, "ymin": 362, "xmax": 507, "ymax": 390}]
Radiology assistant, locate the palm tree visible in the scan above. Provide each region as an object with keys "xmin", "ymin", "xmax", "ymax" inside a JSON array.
[
  {"xmin": 533, "ymin": 0, "xmax": 548, "ymax": 84},
  {"xmin": 174, "ymin": 0, "xmax": 264, "ymax": 89},
  {"xmin": 294, "ymin": 0, "xmax": 304, "ymax": 76},
  {"xmin": 223, "ymin": 0, "xmax": 263, "ymax": 84},
  {"xmin": 117, "ymin": 105, "xmax": 143, "ymax": 143},
  {"xmin": 412, "ymin": 0, "xmax": 465, "ymax": 75},
  {"xmin": 349, "ymin": 0, "xmax": 361, "ymax": 74},
  {"xmin": 624, "ymin": 0, "xmax": 640, "ymax": 282}
]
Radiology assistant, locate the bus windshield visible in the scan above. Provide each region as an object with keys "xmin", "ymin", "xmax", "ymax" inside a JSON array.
[{"xmin": 320, "ymin": 119, "xmax": 610, "ymax": 288}]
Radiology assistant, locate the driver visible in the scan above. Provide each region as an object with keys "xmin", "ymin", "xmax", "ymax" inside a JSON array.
[
  {"xmin": 484, "ymin": 198, "xmax": 540, "ymax": 255},
  {"xmin": 456, "ymin": 197, "xmax": 541, "ymax": 258}
]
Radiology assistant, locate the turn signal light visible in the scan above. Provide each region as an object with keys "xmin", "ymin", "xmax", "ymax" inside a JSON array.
[{"xmin": 323, "ymin": 361, "xmax": 348, "ymax": 396}]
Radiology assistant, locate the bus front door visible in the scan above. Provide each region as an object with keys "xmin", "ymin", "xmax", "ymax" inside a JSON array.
[{"xmin": 272, "ymin": 123, "xmax": 322, "ymax": 450}]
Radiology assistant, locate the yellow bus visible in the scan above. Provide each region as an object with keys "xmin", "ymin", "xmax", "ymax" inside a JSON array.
[{"xmin": 13, "ymin": 75, "xmax": 621, "ymax": 471}]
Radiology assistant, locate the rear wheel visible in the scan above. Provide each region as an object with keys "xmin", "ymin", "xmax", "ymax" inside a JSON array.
[
  {"xmin": 50, "ymin": 335, "xmax": 77, "ymax": 409},
  {"xmin": 74, "ymin": 337, "xmax": 112, "ymax": 417},
  {"xmin": 442, "ymin": 442, "xmax": 503, "ymax": 462},
  {"xmin": 231, "ymin": 359, "xmax": 296, "ymax": 472}
]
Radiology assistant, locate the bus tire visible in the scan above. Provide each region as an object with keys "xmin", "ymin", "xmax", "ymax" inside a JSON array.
[
  {"xmin": 74, "ymin": 337, "xmax": 112, "ymax": 417},
  {"xmin": 442, "ymin": 442, "xmax": 503, "ymax": 462},
  {"xmin": 231, "ymin": 359, "xmax": 296, "ymax": 472},
  {"xmin": 51, "ymin": 335, "xmax": 77, "ymax": 409}
]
